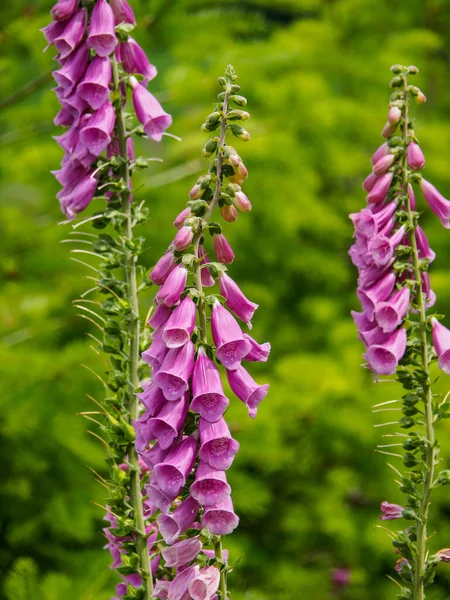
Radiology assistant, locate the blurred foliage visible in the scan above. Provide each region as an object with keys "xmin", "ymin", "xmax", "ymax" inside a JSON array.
[{"xmin": 2, "ymin": 0, "xmax": 450, "ymax": 598}]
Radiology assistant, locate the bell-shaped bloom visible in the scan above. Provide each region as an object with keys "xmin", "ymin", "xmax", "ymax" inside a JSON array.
[
  {"xmin": 53, "ymin": 42, "xmax": 89, "ymax": 92},
  {"xmin": 371, "ymin": 142, "xmax": 388, "ymax": 165},
  {"xmin": 199, "ymin": 245, "xmax": 215, "ymax": 287},
  {"xmin": 156, "ymin": 265, "xmax": 187, "ymax": 307},
  {"xmin": 431, "ymin": 318, "xmax": 450, "ymax": 375},
  {"xmin": 78, "ymin": 56, "xmax": 112, "ymax": 110},
  {"xmin": 226, "ymin": 365, "xmax": 269, "ymax": 418},
  {"xmin": 136, "ymin": 380, "xmax": 166, "ymax": 415},
  {"xmin": 146, "ymin": 484, "xmax": 172, "ymax": 513},
  {"xmin": 151, "ymin": 436, "xmax": 197, "ymax": 498},
  {"xmin": 190, "ymin": 461, "xmax": 231, "ymax": 505},
  {"xmin": 420, "ymin": 179, "xmax": 450, "ymax": 228},
  {"xmin": 211, "ymin": 301, "xmax": 252, "ymax": 370},
  {"xmin": 110, "ymin": 0, "xmax": 136, "ymax": 25},
  {"xmin": 350, "ymin": 201, "xmax": 397, "ymax": 239},
  {"xmin": 199, "ymin": 417, "xmax": 239, "ymax": 470},
  {"xmin": 146, "ymin": 394, "xmax": 189, "ymax": 449},
  {"xmin": 367, "ymin": 172, "xmax": 393, "ymax": 203},
  {"xmin": 357, "ymin": 272, "xmax": 396, "ymax": 321},
  {"xmin": 62, "ymin": 89, "xmax": 89, "ymax": 123},
  {"xmin": 132, "ymin": 80, "xmax": 172, "ymax": 142},
  {"xmin": 360, "ymin": 324, "xmax": 390, "ymax": 349},
  {"xmin": 162, "ymin": 536, "xmax": 202, "ymax": 569},
  {"xmin": 142, "ymin": 328, "xmax": 168, "ymax": 372},
  {"xmin": 59, "ymin": 174, "xmax": 97, "ymax": 218},
  {"xmin": 357, "ymin": 261, "xmax": 393, "ymax": 290},
  {"xmin": 173, "ymin": 207, "xmax": 191, "ymax": 229},
  {"xmin": 120, "ymin": 37, "xmax": 157, "ymax": 85},
  {"xmin": 87, "ymin": 0, "xmax": 117, "ymax": 57},
  {"xmin": 53, "ymin": 121, "xmax": 80, "ymax": 153},
  {"xmin": 218, "ymin": 272, "xmax": 258, "ymax": 328},
  {"xmin": 53, "ymin": 103, "xmax": 74, "ymax": 127},
  {"xmin": 140, "ymin": 441, "xmax": 170, "ymax": 470},
  {"xmin": 373, "ymin": 153, "xmax": 395, "ymax": 175},
  {"xmin": 212, "ymin": 233, "xmax": 234, "ymax": 264},
  {"xmin": 422, "ymin": 272, "xmax": 436, "ymax": 310},
  {"xmin": 233, "ymin": 190, "xmax": 252, "ymax": 212},
  {"xmin": 351, "ymin": 310, "xmax": 378, "ymax": 345},
  {"xmin": 436, "ymin": 549, "xmax": 450, "ymax": 563},
  {"xmin": 41, "ymin": 19, "xmax": 67, "ymax": 48},
  {"xmin": 149, "ymin": 303, "xmax": 172, "ymax": 331},
  {"xmin": 54, "ymin": 8, "xmax": 87, "ymax": 59},
  {"xmin": 201, "ymin": 496, "xmax": 239, "ymax": 536},
  {"xmin": 243, "ymin": 334, "xmax": 271, "ymax": 363},
  {"xmin": 173, "ymin": 225, "xmax": 194, "ymax": 251},
  {"xmin": 364, "ymin": 327, "xmax": 407, "ymax": 375},
  {"xmin": 374, "ymin": 287, "xmax": 410, "ymax": 333},
  {"xmin": 189, "ymin": 566, "xmax": 221, "ymax": 600},
  {"xmin": 368, "ymin": 224, "xmax": 406, "ymax": 267},
  {"xmin": 151, "ymin": 250, "xmax": 177, "ymax": 286},
  {"xmin": 168, "ymin": 566, "xmax": 200, "ymax": 600},
  {"xmin": 133, "ymin": 413, "xmax": 153, "ymax": 453},
  {"xmin": 157, "ymin": 496, "xmax": 200, "ymax": 545},
  {"xmin": 80, "ymin": 100, "xmax": 115, "ymax": 156},
  {"xmin": 153, "ymin": 580, "xmax": 170, "ymax": 600},
  {"xmin": 379, "ymin": 501, "xmax": 404, "ymax": 520},
  {"xmin": 52, "ymin": 159, "xmax": 87, "ymax": 189},
  {"xmin": 51, "ymin": 0, "xmax": 79, "ymax": 21},
  {"xmin": 407, "ymin": 142, "xmax": 425, "ymax": 170},
  {"xmin": 191, "ymin": 349, "xmax": 230, "ymax": 422},
  {"xmin": 362, "ymin": 171, "xmax": 379, "ymax": 193},
  {"xmin": 155, "ymin": 341, "xmax": 195, "ymax": 401},
  {"xmin": 415, "ymin": 225, "xmax": 435, "ymax": 263},
  {"xmin": 163, "ymin": 296, "xmax": 196, "ymax": 348},
  {"xmin": 348, "ymin": 235, "xmax": 371, "ymax": 270}
]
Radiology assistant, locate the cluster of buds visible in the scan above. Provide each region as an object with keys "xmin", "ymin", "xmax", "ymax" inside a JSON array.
[
  {"xmin": 133, "ymin": 66, "xmax": 270, "ymax": 597},
  {"xmin": 42, "ymin": 0, "xmax": 171, "ymax": 218}
]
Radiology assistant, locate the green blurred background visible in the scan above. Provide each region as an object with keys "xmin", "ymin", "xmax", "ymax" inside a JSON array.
[{"xmin": 3, "ymin": 0, "xmax": 450, "ymax": 598}]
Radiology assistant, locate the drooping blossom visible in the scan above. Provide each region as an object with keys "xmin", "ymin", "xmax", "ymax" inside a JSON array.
[{"xmin": 379, "ymin": 501, "xmax": 404, "ymax": 520}]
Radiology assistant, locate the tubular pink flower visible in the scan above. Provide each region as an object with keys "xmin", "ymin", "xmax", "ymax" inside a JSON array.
[
  {"xmin": 226, "ymin": 365, "xmax": 269, "ymax": 418},
  {"xmin": 243, "ymin": 333, "xmax": 271, "ymax": 363},
  {"xmin": 156, "ymin": 265, "xmax": 188, "ymax": 307},
  {"xmin": 142, "ymin": 328, "xmax": 169, "ymax": 372},
  {"xmin": 431, "ymin": 318, "xmax": 450, "ymax": 375},
  {"xmin": 364, "ymin": 327, "xmax": 407, "ymax": 375},
  {"xmin": 351, "ymin": 310, "xmax": 378, "ymax": 343},
  {"xmin": 87, "ymin": 0, "xmax": 117, "ymax": 57},
  {"xmin": 173, "ymin": 225, "xmax": 194, "ymax": 251},
  {"xmin": 146, "ymin": 484, "xmax": 172, "ymax": 513},
  {"xmin": 53, "ymin": 41, "xmax": 89, "ymax": 92},
  {"xmin": 120, "ymin": 37, "xmax": 157, "ymax": 85},
  {"xmin": 415, "ymin": 225, "xmax": 435, "ymax": 263},
  {"xmin": 79, "ymin": 100, "xmax": 115, "ymax": 156},
  {"xmin": 368, "ymin": 224, "xmax": 406, "ymax": 267},
  {"xmin": 41, "ymin": 20, "xmax": 67, "ymax": 47},
  {"xmin": 162, "ymin": 537, "xmax": 202, "ymax": 569},
  {"xmin": 374, "ymin": 287, "xmax": 410, "ymax": 333},
  {"xmin": 408, "ymin": 183, "xmax": 416, "ymax": 210},
  {"xmin": 407, "ymin": 141, "xmax": 425, "ymax": 170},
  {"xmin": 53, "ymin": 121, "xmax": 80, "ymax": 153},
  {"xmin": 78, "ymin": 56, "xmax": 112, "ymax": 110},
  {"xmin": 51, "ymin": 0, "xmax": 79, "ymax": 21},
  {"xmin": 157, "ymin": 496, "xmax": 200, "ymax": 544},
  {"xmin": 422, "ymin": 272, "xmax": 436, "ymax": 310},
  {"xmin": 59, "ymin": 174, "xmax": 97, "ymax": 218},
  {"xmin": 191, "ymin": 348, "xmax": 229, "ymax": 422},
  {"xmin": 146, "ymin": 394, "xmax": 189, "ymax": 449},
  {"xmin": 54, "ymin": 8, "xmax": 87, "ymax": 59},
  {"xmin": 211, "ymin": 301, "xmax": 252, "ymax": 370},
  {"xmin": 188, "ymin": 566, "xmax": 221, "ymax": 600},
  {"xmin": 132, "ymin": 82, "xmax": 172, "ymax": 142},
  {"xmin": 190, "ymin": 461, "xmax": 231, "ymax": 505},
  {"xmin": 52, "ymin": 160, "xmax": 87, "ymax": 188},
  {"xmin": 373, "ymin": 153, "xmax": 395, "ymax": 175},
  {"xmin": 153, "ymin": 580, "xmax": 170, "ymax": 600},
  {"xmin": 367, "ymin": 172, "xmax": 393, "ymax": 203},
  {"xmin": 361, "ymin": 324, "xmax": 389, "ymax": 348},
  {"xmin": 198, "ymin": 417, "xmax": 239, "ymax": 470},
  {"xmin": 362, "ymin": 171, "xmax": 379, "ymax": 193},
  {"xmin": 357, "ymin": 261, "xmax": 393, "ymax": 290},
  {"xmin": 155, "ymin": 341, "xmax": 195, "ymax": 401},
  {"xmin": 420, "ymin": 178, "xmax": 450, "ymax": 228},
  {"xmin": 110, "ymin": 0, "xmax": 136, "ymax": 25},
  {"xmin": 199, "ymin": 245, "xmax": 215, "ymax": 287},
  {"xmin": 173, "ymin": 207, "xmax": 191, "ymax": 229},
  {"xmin": 212, "ymin": 233, "xmax": 234, "ymax": 264},
  {"xmin": 163, "ymin": 296, "xmax": 196, "ymax": 348},
  {"xmin": 168, "ymin": 566, "xmax": 200, "ymax": 600},
  {"xmin": 379, "ymin": 501, "xmax": 404, "ymax": 520},
  {"xmin": 201, "ymin": 496, "xmax": 239, "ymax": 536},
  {"xmin": 357, "ymin": 272, "xmax": 396, "ymax": 320},
  {"xmin": 218, "ymin": 272, "xmax": 258, "ymax": 328},
  {"xmin": 136, "ymin": 380, "xmax": 166, "ymax": 415},
  {"xmin": 151, "ymin": 250, "xmax": 177, "ymax": 286},
  {"xmin": 151, "ymin": 436, "xmax": 197, "ymax": 498},
  {"xmin": 149, "ymin": 304, "xmax": 172, "ymax": 331},
  {"xmin": 140, "ymin": 442, "xmax": 170, "ymax": 470},
  {"xmin": 350, "ymin": 201, "xmax": 397, "ymax": 239},
  {"xmin": 348, "ymin": 235, "xmax": 371, "ymax": 270},
  {"xmin": 371, "ymin": 142, "xmax": 389, "ymax": 165}
]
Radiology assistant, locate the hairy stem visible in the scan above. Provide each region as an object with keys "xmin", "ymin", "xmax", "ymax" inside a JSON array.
[
  {"xmin": 402, "ymin": 77, "xmax": 435, "ymax": 600},
  {"xmin": 111, "ymin": 57, "xmax": 153, "ymax": 599}
]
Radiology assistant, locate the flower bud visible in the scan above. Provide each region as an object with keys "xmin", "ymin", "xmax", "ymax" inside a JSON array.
[
  {"xmin": 382, "ymin": 121, "xmax": 397, "ymax": 138},
  {"xmin": 233, "ymin": 191, "xmax": 252, "ymax": 212},
  {"xmin": 229, "ymin": 124, "xmax": 250, "ymax": 141},
  {"xmin": 388, "ymin": 106, "xmax": 402, "ymax": 124},
  {"xmin": 173, "ymin": 226, "xmax": 194, "ymax": 251},
  {"xmin": 202, "ymin": 138, "xmax": 218, "ymax": 158},
  {"xmin": 390, "ymin": 64, "xmax": 403, "ymax": 74},
  {"xmin": 229, "ymin": 94, "xmax": 247, "ymax": 107},
  {"xmin": 373, "ymin": 153, "xmax": 395, "ymax": 175},
  {"xmin": 406, "ymin": 141, "xmax": 425, "ymax": 170},
  {"xmin": 173, "ymin": 207, "xmax": 192, "ymax": 229},
  {"xmin": 221, "ymin": 204, "xmax": 238, "ymax": 222},
  {"xmin": 189, "ymin": 184, "xmax": 203, "ymax": 200},
  {"xmin": 416, "ymin": 90, "xmax": 427, "ymax": 104}
]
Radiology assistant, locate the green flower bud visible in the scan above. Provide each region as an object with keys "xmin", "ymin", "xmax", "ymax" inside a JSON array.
[
  {"xmin": 229, "ymin": 94, "xmax": 247, "ymax": 107},
  {"xmin": 390, "ymin": 64, "xmax": 403, "ymax": 74},
  {"xmin": 229, "ymin": 124, "xmax": 250, "ymax": 141},
  {"xmin": 202, "ymin": 138, "xmax": 219, "ymax": 158},
  {"xmin": 390, "ymin": 76, "xmax": 404, "ymax": 88}
]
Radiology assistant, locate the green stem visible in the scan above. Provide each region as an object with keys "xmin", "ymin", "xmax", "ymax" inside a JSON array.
[
  {"xmin": 111, "ymin": 57, "xmax": 153, "ymax": 599},
  {"xmin": 402, "ymin": 77, "xmax": 435, "ymax": 600}
]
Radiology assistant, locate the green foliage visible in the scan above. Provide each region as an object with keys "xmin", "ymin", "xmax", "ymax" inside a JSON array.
[{"xmin": 2, "ymin": 1, "xmax": 450, "ymax": 599}]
